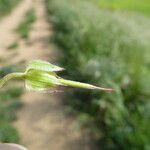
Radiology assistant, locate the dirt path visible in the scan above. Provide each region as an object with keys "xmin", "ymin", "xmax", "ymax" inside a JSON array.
[
  {"xmin": 0, "ymin": 0, "xmax": 95, "ymax": 150},
  {"xmin": 0, "ymin": 0, "xmax": 32, "ymax": 63}
]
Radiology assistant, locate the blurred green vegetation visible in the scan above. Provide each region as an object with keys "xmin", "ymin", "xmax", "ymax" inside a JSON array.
[
  {"xmin": 15, "ymin": 8, "xmax": 36, "ymax": 40},
  {"xmin": 47, "ymin": 0, "xmax": 150, "ymax": 149},
  {"xmin": 7, "ymin": 42, "xmax": 19, "ymax": 50},
  {"xmin": 89, "ymin": 0, "xmax": 150, "ymax": 16},
  {"xmin": 0, "ymin": 0, "xmax": 20, "ymax": 18},
  {"xmin": 0, "ymin": 66, "xmax": 23, "ymax": 143}
]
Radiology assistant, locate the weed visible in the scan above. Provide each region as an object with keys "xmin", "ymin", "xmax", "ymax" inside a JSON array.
[
  {"xmin": 0, "ymin": 0, "xmax": 21, "ymax": 18},
  {"xmin": 7, "ymin": 42, "xmax": 19, "ymax": 50},
  {"xmin": 0, "ymin": 122, "xmax": 20, "ymax": 143},
  {"xmin": 15, "ymin": 8, "xmax": 36, "ymax": 40}
]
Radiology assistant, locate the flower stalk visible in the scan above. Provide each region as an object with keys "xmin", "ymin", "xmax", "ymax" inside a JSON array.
[{"xmin": 0, "ymin": 72, "xmax": 25, "ymax": 88}]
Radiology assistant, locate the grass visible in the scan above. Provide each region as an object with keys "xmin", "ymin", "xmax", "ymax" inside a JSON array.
[
  {"xmin": 0, "ymin": 66, "xmax": 23, "ymax": 143},
  {"xmin": 94, "ymin": 0, "xmax": 150, "ymax": 16},
  {"xmin": 15, "ymin": 8, "xmax": 36, "ymax": 40},
  {"xmin": 0, "ymin": 0, "xmax": 21, "ymax": 18},
  {"xmin": 7, "ymin": 42, "xmax": 19, "ymax": 50}
]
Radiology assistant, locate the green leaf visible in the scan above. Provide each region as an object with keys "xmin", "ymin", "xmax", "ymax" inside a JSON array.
[{"xmin": 26, "ymin": 60, "xmax": 65, "ymax": 72}]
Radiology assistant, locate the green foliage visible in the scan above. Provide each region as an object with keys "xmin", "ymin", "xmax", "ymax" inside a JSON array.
[
  {"xmin": 0, "ymin": 66, "xmax": 23, "ymax": 143},
  {"xmin": 96, "ymin": 0, "xmax": 150, "ymax": 16},
  {"xmin": 15, "ymin": 8, "xmax": 36, "ymax": 40},
  {"xmin": 7, "ymin": 42, "xmax": 19, "ymax": 50},
  {"xmin": 47, "ymin": 0, "xmax": 150, "ymax": 149},
  {"xmin": 0, "ymin": 122, "xmax": 20, "ymax": 143},
  {"xmin": 0, "ymin": 0, "xmax": 20, "ymax": 18}
]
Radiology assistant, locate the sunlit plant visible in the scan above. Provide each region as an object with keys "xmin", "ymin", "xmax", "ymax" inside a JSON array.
[{"xmin": 0, "ymin": 60, "xmax": 113, "ymax": 92}]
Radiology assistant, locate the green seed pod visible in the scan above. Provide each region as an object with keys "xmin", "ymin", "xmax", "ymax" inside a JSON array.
[
  {"xmin": 0, "ymin": 59, "xmax": 114, "ymax": 92},
  {"xmin": 25, "ymin": 70, "xmax": 62, "ymax": 91}
]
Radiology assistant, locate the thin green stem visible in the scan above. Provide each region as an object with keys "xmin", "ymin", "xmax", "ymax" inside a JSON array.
[{"xmin": 0, "ymin": 72, "xmax": 25, "ymax": 88}]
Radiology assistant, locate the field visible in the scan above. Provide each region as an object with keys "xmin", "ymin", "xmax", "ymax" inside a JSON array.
[
  {"xmin": 46, "ymin": 0, "xmax": 150, "ymax": 149},
  {"xmin": 93, "ymin": 0, "xmax": 150, "ymax": 16},
  {"xmin": 0, "ymin": 0, "xmax": 149, "ymax": 149}
]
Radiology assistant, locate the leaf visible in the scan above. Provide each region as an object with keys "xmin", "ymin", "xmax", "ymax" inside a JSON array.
[{"xmin": 26, "ymin": 60, "xmax": 65, "ymax": 72}]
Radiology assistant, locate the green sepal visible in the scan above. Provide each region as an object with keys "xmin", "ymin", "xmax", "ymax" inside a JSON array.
[
  {"xmin": 25, "ymin": 70, "xmax": 62, "ymax": 91},
  {"xmin": 26, "ymin": 60, "xmax": 65, "ymax": 73}
]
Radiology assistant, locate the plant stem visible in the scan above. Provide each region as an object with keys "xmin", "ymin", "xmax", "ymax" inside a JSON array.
[{"xmin": 0, "ymin": 72, "xmax": 25, "ymax": 88}]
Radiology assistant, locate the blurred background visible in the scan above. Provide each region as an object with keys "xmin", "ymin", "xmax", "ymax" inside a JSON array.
[{"xmin": 0, "ymin": 0, "xmax": 150, "ymax": 150}]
